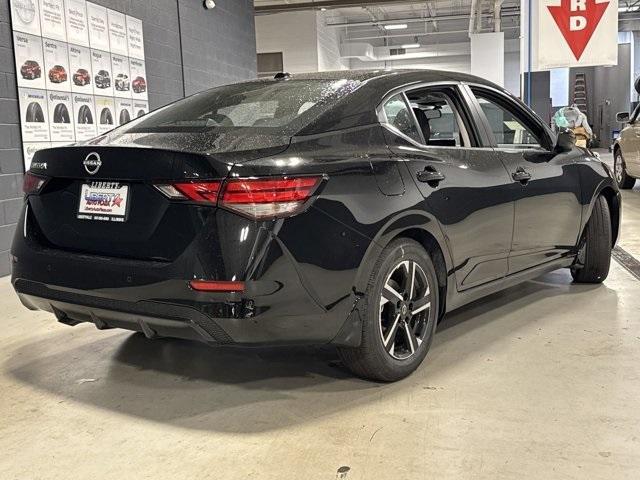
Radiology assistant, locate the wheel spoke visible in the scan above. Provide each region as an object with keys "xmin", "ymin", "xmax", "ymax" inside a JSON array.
[
  {"xmin": 403, "ymin": 322, "xmax": 419, "ymax": 354},
  {"xmin": 412, "ymin": 296, "xmax": 431, "ymax": 315},
  {"xmin": 384, "ymin": 314, "xmax": 401, "ymax": 351},
  {"xmin": 409, "ymin": 261, "xmax": 417, "ymax": 300},
  {"xmin": 382, "ymin": 283, "xmax": 403, "ymax": 303}
]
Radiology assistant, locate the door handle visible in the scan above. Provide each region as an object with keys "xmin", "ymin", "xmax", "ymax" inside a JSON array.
[
  {"xmin": 417, "ymin": 167, "xmax": 446, "ymax": 186},
  {"xmin": 512, "ymin": 167, "xmax": 532, "ymax": 185}
]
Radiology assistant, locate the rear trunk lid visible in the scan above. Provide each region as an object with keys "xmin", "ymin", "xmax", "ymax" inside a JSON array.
[{"xmin": 27, "ymin": 134, "xmax": 290, "ymax": 261}]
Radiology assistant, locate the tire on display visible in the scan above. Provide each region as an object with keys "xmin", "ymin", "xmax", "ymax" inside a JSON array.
[
  {"xmin": 571, "ymin": 195, "xmax": 612, "ymax": 284},
  {"xmin": 614, "ymin": 150, "xmax": 636, "ymax": 189},
  {"xmin": 338, "ymin": 238, "xmax": 439, "ymax": 382}
]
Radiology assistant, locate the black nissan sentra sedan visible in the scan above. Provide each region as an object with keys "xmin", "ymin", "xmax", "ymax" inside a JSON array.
[{"xmin": 12, "ymin": 70, "xmax": 620, "ymax": 381}]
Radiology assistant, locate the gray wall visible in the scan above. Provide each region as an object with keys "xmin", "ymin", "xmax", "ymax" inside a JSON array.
[{"xmin": 0, "ymin": 0, "xmax": 257, "ymax": 276}]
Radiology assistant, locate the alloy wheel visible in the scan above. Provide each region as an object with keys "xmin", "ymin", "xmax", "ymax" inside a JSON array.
[
  {"xmin": 379, "ymin": 260, "xmax": 431, "ymax": 360},
  {"xmin": 615, "ymin": 155, "xmax": 624, "ymax": 183}
]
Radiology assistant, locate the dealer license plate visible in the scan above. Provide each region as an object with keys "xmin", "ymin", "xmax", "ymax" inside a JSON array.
[{"xmin": 77, "ymin": 182, "xmax": 130, "ymax": 222}]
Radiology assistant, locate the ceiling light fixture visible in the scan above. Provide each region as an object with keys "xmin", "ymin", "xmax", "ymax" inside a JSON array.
[
  {"xmin": 384, "ymin": 24, "xmax": 408, "ymax": 30},
  {"xmin": 401, "ymin": 43, "xmax": 420, "ymax": 49}
]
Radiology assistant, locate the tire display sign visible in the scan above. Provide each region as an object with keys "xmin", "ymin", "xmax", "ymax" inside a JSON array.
[
  {"xmin": 94, "ymin": 96, "xmax": 115, "ymax": 134},
  {"xmin": 72, "ymin": 93, "xmax": 96, "ymax": 140},
  {"xmin": 9, "ymin": 0, "xmax": 147, "ymax": 169},
  {"xmin": 115, "ymin": 98, "xmax": 133, "ymax": 126},
  {"xmin": 19, "ymin": 88, "xmax": 50, "ymax": 141},
  {"xmin": 47, "ymin": 91, "xmax": 74, "ymax": 142},
  {"xmin": 525, "ymin": 0, "xmax": 618, "ymax": 70}
]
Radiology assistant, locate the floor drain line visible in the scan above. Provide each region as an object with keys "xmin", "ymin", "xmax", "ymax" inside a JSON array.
[{"xmin": 612, "ymin": 246, "xmax": 640, "ymax": 281}]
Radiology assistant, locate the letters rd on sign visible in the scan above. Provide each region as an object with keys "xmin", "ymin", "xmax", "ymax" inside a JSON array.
[{"xmin": 529, "ymin": 0, "xmax": 618, "ymax": 70}]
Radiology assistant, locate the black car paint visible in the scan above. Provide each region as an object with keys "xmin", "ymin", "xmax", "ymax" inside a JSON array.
[{"xmin": 11, "ymin": 70, "xmax": 621, "ymax": 347}]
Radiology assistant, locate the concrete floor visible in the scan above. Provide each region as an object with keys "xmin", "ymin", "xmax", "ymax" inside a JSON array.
[{"xmin": 2, "ymin": 155, "xmax": 640, "ymax": 479}]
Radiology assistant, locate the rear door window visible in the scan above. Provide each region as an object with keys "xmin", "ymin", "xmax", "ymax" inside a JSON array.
[{"xmin": 381, "ymin": 94, "xmax": 422, "ymax": 143}]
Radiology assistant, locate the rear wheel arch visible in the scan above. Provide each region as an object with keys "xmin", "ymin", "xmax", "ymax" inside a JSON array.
[{"xmin": 391, "ymin": 228, "xmax": 448, "ymax": 320}]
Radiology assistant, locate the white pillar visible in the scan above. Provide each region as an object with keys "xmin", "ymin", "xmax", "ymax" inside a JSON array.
[{"xmin": 470, "ymin": 32, "xmax": 505, "ymax": 87}]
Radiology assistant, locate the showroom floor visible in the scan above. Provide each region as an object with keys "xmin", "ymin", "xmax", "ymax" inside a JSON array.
[{"xmin": 1, "ymin": 154, "xmax": 639, "ymax": 480}]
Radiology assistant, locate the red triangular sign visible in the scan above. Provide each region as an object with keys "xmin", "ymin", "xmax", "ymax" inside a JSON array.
[{"xmin": 547, "ymin": 0, "xmax": 610, "ymax": 60}]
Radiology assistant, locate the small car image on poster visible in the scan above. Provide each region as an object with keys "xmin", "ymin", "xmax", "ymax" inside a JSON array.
[
  {"xmin": 126, "ymin": 15, "xmax": 144, "ymax": 60},
  {"xmin": 13, "ymin": 31, "xmax": 46, "ymax": 90},
  {"xmin": 95, "ymin": 96, "xmax": 116, "ymax": 134},
  {"xmin": 18, "ymin": 88, "xmax": 50, "ymax": 142},
  {"xmin": 133, "ymin": 100, "xmax": 149, "ymax": 119},
  {"xmin": 68, "ymin": 43, "xmax": 93, "ymax": 94},
  {"xmin": 111, "ymin": 53, "xmax": 131, "ymax": 98},
  {"xmin": 65, "ymin": 0, "xmax": 89, "ymax": 47},
  {"xmin": 72, "ymin": 93, "xmax": 97, "ymax": 140},
  {"xmin": 39, "ymin": 0, "xmax": 66, "ymax": 42},
  {"xmin": 47, "ymin": 91, "xmax": 75, "ymax": 143},
  {"xmin": 91, "ymin": 49, "xmax": 113, "ymax": 96},
  {"xmin": 23, "ymin": 142, "xmax": 51, "ymax": 170},
  {"xmin": 43, "ymin": 38, "xmax": 71, "ymax": 92},
  {"xmin": 115, "ymin": 98, "xmax": 133, "ymax": 126},
  {"xmin": 129, "ymin": 58, "xmax": 147, "ymax": 100},
  {"xmin": 87, "ymin": 2, "xmax": 110, "ymax": 52},
  {"xmin": 10, "ymin": 0, "xmax": 42, "ymax": 36},
  {"xmin": 107, "ymin": 9, "xmax": 128, "ymax": 56}
]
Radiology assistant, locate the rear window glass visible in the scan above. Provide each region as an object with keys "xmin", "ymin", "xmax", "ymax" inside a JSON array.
[{"xmin": 122, "ymin": 79, "xmax": 361, "ymax": 134}]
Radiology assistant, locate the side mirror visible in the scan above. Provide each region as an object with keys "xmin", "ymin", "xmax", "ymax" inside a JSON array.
[
  {"xmin": 555, "ymin": 130, "xmax": 575, "ymax": 153},
  {"xmin": 616, "ymin": 111, "xmax": 631, "ymax": 123}
]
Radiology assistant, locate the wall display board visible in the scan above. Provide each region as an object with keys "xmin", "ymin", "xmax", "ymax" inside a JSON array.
[{"xmin": 10, "ymin": 0, "xmax": 148, "ymax": 170}]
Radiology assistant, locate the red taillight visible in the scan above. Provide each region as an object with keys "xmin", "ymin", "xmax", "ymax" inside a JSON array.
[
  {"xmin": 23, "ymin": 172, "xmax": 48, "ymax": 195},
  {"xmin": 220, "ymin": 176, "xmax": 322, "ymax": 219},
  {"xmin": 189, "ymin": 280, "xmax": 245, "ymax": 292},
  {"xmin": 154, "ymin": 176, "xmax": 323, "ymax": 219},
  {"xmin": 155, "ymin": 181, "xmax": 222, "ymax": 204}
]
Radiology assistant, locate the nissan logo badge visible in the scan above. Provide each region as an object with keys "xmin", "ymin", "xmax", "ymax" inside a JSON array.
[{"xmin": 83, "ymin": 153, "xmax": 102, "ymax": 175}]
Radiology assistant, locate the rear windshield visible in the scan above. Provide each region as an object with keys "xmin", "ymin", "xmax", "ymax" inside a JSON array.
[{"xmin": 122, "ymin": 79, "xmax": 361, "ymax": 134}]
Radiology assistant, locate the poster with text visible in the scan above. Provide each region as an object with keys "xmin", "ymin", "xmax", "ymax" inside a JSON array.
[
  {"xmin": 19, "ymin": 88, "xmax": 50, "ymax": 141},
  {"xmin": 129, "ymin": 57, "xmax": 147, "ymax": 100},
  {"xmin": 39, "ymin": 0, "xmax": 67, "ymax": 41},
  {"xmin": 43, "ymin": 38, "xmax": 71, "ymax": 92},
  {"xmin": 23, "ymin": 142, "xmax": 51, "ymax": 170},
  {"xmin": 64, "ymin": 0, "xmax": 89, "ymax": 47},
  {"xmin": 107, "ymin": 9, "xmax": 128, "ymax": 56},
  {"xmin": 94, "ymin": 95, "xmax": 116, "ymax": 134},
  {"xmin": 47, "ymin": 91, "xmax": 74, "ymax": 142},
  {"xmin": 72, "ymin": 93, "xmax": 96, "ymax": 140},
  {"xmin": 115, "ymin": 97, "xmax": 133, "ymax": 126},
  {"xmin": 111, "ymin": 53, "xmax": 131, "ymax": 98},
  {"xmin": 10, "ymin": 0, "xmax": 42, "ymax": 36},
  {"xmin": 68, "ymin": 43, "xmax": 93, "ymax": 94},
  {"xmin": 132, "ymin": 100, "xmax": 148, "ymax": 119},
  {"xmin": 126, "ymin": 15, "xmax": 144, "ymax": 59},
  {"xmin": 87, "ymin": 2, "xmax": 110, "ymax": 51},
  {"xmin": 91, "ymin": 49, "xmax": 113, "ymax": 96},
  {"xmin": 14, "ymin": 31, "xmax": 46, "ymax": 90}
]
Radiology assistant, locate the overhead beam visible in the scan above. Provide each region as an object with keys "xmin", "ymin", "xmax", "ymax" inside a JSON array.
[{"xmin": 255, "ymin": 0, "xmax": 430, "ymax": 15}]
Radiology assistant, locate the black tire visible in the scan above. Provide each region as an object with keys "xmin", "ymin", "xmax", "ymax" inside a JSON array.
[
  {"xmin": 100, "ymin": 108, "xmax": 113, "ymax": 125},
  {"xmin": 571, "ymin": 195, "xmax": 612, "ymax": 284},
  {"xmin": 137, "ymin": 109, "xmax": 146, "ymax": 118},
  {"xmin": 614, "ymin": 150, "xmax": 636, "ymax": 189},
  {"xmin": 119, "ymin": 109, "xmax": 131, "ymax": 125},
  {"xmin": 338, "ymin": 238, "xmax": 439, "ymax": 382},
  {"xmin": 53, "ymin": 103, "xmax": 70, "ymax": 124},
  {"xmin": 25, "ymin": 102, "xmax": 45, "ymax": 123},
  {"xmin": 78, "ymin": 105, "xmax": 93, "ymax": 124}
]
